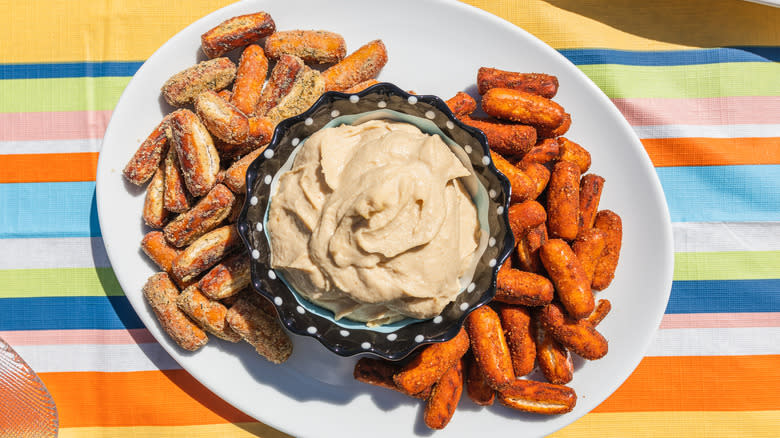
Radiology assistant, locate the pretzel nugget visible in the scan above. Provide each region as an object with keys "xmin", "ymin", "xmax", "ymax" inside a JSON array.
[
  {"xmin": 462, "ymin": 116, "xmax": 536, "ymax": 158},
  {"xmin": 164, "ymin": 183, "xmax": 235, "ymax": 248},
  {"xmin": 587, "ymin": 299, "xmax": 612, "ymax": 327},
  {"xmin": 558, "ymin": 137, "xmax": 591, "ymax": 174},
  {"xmin": 536, "ymin": 113, "xmax": 571, "ymax": 139},
  {"xmin": 516, "ymin": 223, "xmax": 547, "ymax": 274},
  {"xmin": 539, "ymin": 239, "xmax": 594, "ymax": 320},
  {"xmin": 482, "ymin": 88, "xmax": 566, "ymax": 130},
  {"xmin": 353, "ymin": 358, "xmax": 431, "ymax": 399},
  {"xmin": 424, "ymin": 360, "xmax": 464, "ymax": 430},
  {"xmin": 495, "ymin": 262, "xmax": 554, "ymax": 306},
  {"xmin": 142, "ymin": 273, "xmax": 208, "ymax": 351},
  {"xmin": 177, "ymin": 285, "xmax": 241, "ymax": 342},
  {"xmin": 592, "ymin": 210, "xmax": 623, "ymax": 290},
  {"xmin": 521, "ymin": 138, "xmax": 560, "ymax": 165},
  {"xmin": 142, "ymin": 167, "xmax": 167, "ymax": 228},
  {"xmin": 464, "ymin": 353, "xmax": 495, "ymax": 406},
  {"xmin": 578, "ymin": 174, "xmax": 605, "ymax": 233},
  {"xmin": 265, "ymin": 30, "xmax": 347, "ymax": 64},
  {"xmin": 497, "ymin": 379, "xmax": 576, "ymax": 414},
  {"xmin": 322, "ymin": 39, "xmax": 388, "ymax": 92},
  {"xmin": 343, "ymin": 79, "xmax": 380, "ymax": 94},
  {"xmin": 265, "ymin": 67, "xmax": 326, "ymax": 125},
  {"xmin": 201, "ymin": 12, "xmax": 276, "ymax": 59},
  {"xmin": 123, "ymin": 116, "xmax": 170, "ymax": 185},
  {"xmin": 490, "ymin": 151, "xmax": 534, "ymax": 203},
  {"xmin": 465, "ymin": 306, "xmax": 515, "ymax": 390},
  {"xmin": 496, "ymin": 304, "xmax": 536, "ymax": 377},
  {"xmin": 518, "ymin": 160, "xmax": 551, "ymax": 200},
  {"xmin": 508, "ymin": 200, "xmax": 546, "ymax": 244},
  {"xmin": 477, "ymin": 67, "xmax": 559, "ymax": 99},
  {"xmin": 445, "ymin": 92, "xmax": 477, "ymax": 117},
  {"xmin": 226, "ymin": 294, "xmax": 293, "ymax": 364},
  {"xmin": 255, "ymin": 54, "xmax": 304, "ymax": 115},
  {"xmin": 162, "ymin": 147, "xmax": 191, "ymax": 213},
  {"xmin": 165, "ymin": 109, "xmax": 220, "ymax": 197},
  {"xmin": 230, "ymin": 44, "xmax": 269, "ymax": 116},
  {"xmin": 141, "ymin": 231, "xmax": 180, "ymax": 273},
  {"xmin": 572, "ymin": 227, "xmax": 606, "ymax": 286},
  {"xmin": 537, "ymin": 302, "xmax": 608, "ymax": 360},
  {"xmin": 534, "ymin": 319, "xmax": 573, "ymax": 385},
  {"xmin": 195, "ymin": 90, "xmax": 273, "ymax": 147},
  {"xmin": 172, "ymin": 225, "xmax": 242, "ymax": 283},
  {"xmin": 546, "ymin": 161, "xmax": 581, "ymax": 241},
  {"xmin": 199, "ymin": 251, "xmax": 250, "ymax": 300},
  {"xmin": 393, "ymin": 327, "xmax": 469, "ymax": 396},
  {"xmin": 161, "ymin": 58, "xmax": 237, "ymax": 107},
  {"xmin": 223, "ymin": 147, "xmax": 265, "ymax": 193}
]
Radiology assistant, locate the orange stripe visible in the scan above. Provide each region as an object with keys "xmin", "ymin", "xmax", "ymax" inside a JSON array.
[
  {"xmin": 0, "ymin": 153, "xmax": 98, "ymax": 183},
  {"xmin": 595, "ymin": 355, "xmax": 780, "ymax": 413},
  {"xmin": 642, "ymin": 137, "xmax": 780, "ymax": 167}
]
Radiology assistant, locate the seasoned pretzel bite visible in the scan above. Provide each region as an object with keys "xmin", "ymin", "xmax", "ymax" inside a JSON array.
[
  {"xmin": 177, "ymin": 284, "xmax": 241, "ymax": 342},
  {"xmin": 490, "ymin": 151, "xmax": 534, "ymax": 203},
  {"xmin": 353, "ymin": 358, "xmax": 432, "ymax": 399},
  {"xmin": 445, "ymin": 92, "xmax": 477, "ymax": 117},
  {"xmin": 539, "ymin": 239, "xmax": 594, "ymax": 320},
  {"xmin": 123, "ymin": 116, "xmax": 170, "ymax": 185},
  {"xmin": 495, "ymin": 262, "xmax": 554, "ymax": 306},
  {"xmin": 223, "ymin": 147, "xmax": 265, "ymax": 193},
  {"xmin": 165, "ymin": 109, "xmax": 220, "ymax": 197},
  {"xmin": 496, "ymin": 304, "xmax": 536, "ymax": 377},
  {"xmin": 163, "ymin": 183, "xmax": 235, "ymax": 248},
  {"xmin": 558, "ymin": 137, "xmax": 591, "ymax": 174},
  {"xmin": 142, "ymin": 272, "xmax": 208, "ymax": 351},
  {"xmin": 265, "ymin": 66, "xmax": 326, "ymax": 125},
  {"xmin": 534, "ymin": 317, "xmax": 573, "ymax": 385},
  {"xmin": 536, "ymin": 113, "xmax": 571, "ymax": 139},
  {"xmin": 161, "ymin": 58, "xmax": 237, "ymax": 107},
  {"xmin": 482, "ymin": 88, "xmax": 566, "ymax": 130},
  {"xmin": 226, "ymin": 293, "xmax": 293, "ymax": 364},
  {"xmin": 465, "ymin": 306, "xmax": 515, "ymax": 390},
  {"xmin": 198, "ymin": 251, "xmax": 250, "ymax": 300},
  {"xmin": 592, "ymin": 210, "xmax": 623, "ymax": 290},
  {"xmin": 461, "ymin": 116, "xmax": 536, "ymax": 158},
  {"xmin": 393, "ymin": 327, "xmax": 469, "ymax": 396},
  {"xmin": 521, "ymin": 138, "xmax": 560, "ymax": 165},
  {"xmin": 477, "ymin": 67, "xmax": 559, "ymax": 99},
  {"xmin": 508, "ymin": 200, "xmax": 546, "ymax": 244},
  {"xmin": 343, "ymin": 79, "xmax": 380, "ymax": 94},
  {"xmin": 537, "ymin": 302, "xmax": 608, "ymax": 360},
  {"xmin": 587, "ymin": 299, "xmax": 612, "ymax": 327},
  {"xmin": 322, "ymin": 39, "xmax": 388, "ymax": 92},
  {"xmin": 572, "ymin": 227, "xmax": 606, "ymax": 287},
  {"xmin": 516, "ymin": 223, "xmax": 548, "ymax": 274},
  {"xmin": 255, "ymin": 54, "xmax": 305, "ymax": 116},
  {"xmin": 578, "ymin": 174, "xmax": 605, "ymax": 234},
  {"xmin": 142, "ymin": 166, "xmax": 167, "ymax": 228},
  {"xmin": 195, "ymin": 90, "xmax": 273, "ymax": 147},
  {"xmin": 141, "ymin": 231, "xmax": 181, "ymax": 273},
  {"xmin": 546, "ymin": 161, "xmax": 581, "ymax": 241},
  {"xmin": 424, "ymin": 359, "xmax": 464, "ymax": 430},
  {"xmin": 162, "ymin": 147, "xmax": 191, "ymax": 213},
  {"xmin": 172, "ymin": 225, "xmax": 242, "ymax": 283},
  {"xmin": 230, "ymin": 44, "xmax": 269, "ymax": 117},
  {"xmin": 265, "ymin": 30, "xmax": 347, "ymax": 64},
  {"xmin": 518, "ymin": 161, "xmax": 551, "ymax": 200},
  {"xmin": 497, "ymin": 379, "xmax": 576, "ymax": 414},
  {"xmin": 464, "ymin": 353, "xmax": 495, "ymax": 406},
  {"xmin": 200, "ymin": 12, "xmax": 276, "ymax": 59}
]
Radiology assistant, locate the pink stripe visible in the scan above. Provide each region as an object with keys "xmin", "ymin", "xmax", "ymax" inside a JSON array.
[
  {"xmin": 0, "ymin": 110, "xmax": 112, "ymax": 141},
  {"xmin": 612, "ymin": 96, "xmax": 780, "ymax": 126},
  {"xmin": 660, "ymin": 313, "xmax": 780, "ymax": 329},
  {"xmin": 0, "ymin": 329, "xmax": 155, "ymax": 346}
]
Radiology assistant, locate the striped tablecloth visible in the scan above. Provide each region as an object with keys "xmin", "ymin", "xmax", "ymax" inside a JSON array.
[{"xmin": 1, "ymin": 0, "xmax": 778, "ymax": 436}]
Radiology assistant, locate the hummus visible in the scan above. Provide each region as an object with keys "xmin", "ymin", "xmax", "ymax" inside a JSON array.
[{"xmin": 267, "ymin": 119, "xmax": 480, "ymax": 326}]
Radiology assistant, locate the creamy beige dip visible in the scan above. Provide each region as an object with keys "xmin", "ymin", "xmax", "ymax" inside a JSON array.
[{"xmin": 267, "ymin": 119, "xmax": 480, "ymax": 326}]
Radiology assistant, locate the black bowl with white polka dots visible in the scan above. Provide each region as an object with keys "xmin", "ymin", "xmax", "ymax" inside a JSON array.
[{"xmin": 236, "ymin": 83, "xmax": 514, "ymax": 361}]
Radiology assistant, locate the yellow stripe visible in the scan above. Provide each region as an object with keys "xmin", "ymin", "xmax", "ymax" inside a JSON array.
[
  {"xmin": 58, "ymin": 422, "xmax": 291, "ymax": 438},
  {"xmin": 2, "ymin": 0, "xmax": 779, "ymax": 64}
]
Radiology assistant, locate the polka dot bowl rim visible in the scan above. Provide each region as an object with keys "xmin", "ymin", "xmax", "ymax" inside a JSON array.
[{"xmin": 236, "ymin": 82, "xmax": 514, "ymax": 361}]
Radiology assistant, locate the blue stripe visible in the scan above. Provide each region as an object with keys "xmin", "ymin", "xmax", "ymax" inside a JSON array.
[
  {"xmin": 1, "ymin": 47, "xmax": 777, "ymax": 79},
  {"xmin": 666, "ymin": 279, "xmax": 780, "ymax": 314},
  {"xmin": 657, "ymin": 165, "xmax": 780, "ymax": 223},
  {"xmin": 0, "ymin": 296, "xmax": 143, "ymax": 331}
]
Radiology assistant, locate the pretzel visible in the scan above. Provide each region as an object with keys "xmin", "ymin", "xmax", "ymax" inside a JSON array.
[
  {"xmin": 322, "ymin": 39, "xmax": 388, "ymax": 92},
  {"xmin": 557, "ymin": 137, "xmax": 591, "ymax": 174},
  {"xmin": 198, "ymin": 251, "xmax": 250, "ymax": 300},
  {"xmin": 482, "ymin": 87, "xmax": 566, "ymax": 130},
  {"xmin": 496, "ymin": 304, "xmax": 536, "ymax": 377},
  {"xmin": 343, "ymin": 79, "xmax": 380, "ymax": 94},
  {"xmin": 230, "ymin": 44, "xmax": 268, "ymax": 116},
  {"xmin": 142, "ymin": 272, "xmax": 208, "ymax": 351},
  {"xmin": 226, "ymin": 293, "xmax": 293, "ymax": 364},
  {"xmin": 265, "ymin": 66, "xmax": 326, "ymax": 124},
  {"xmin": 461, "ymin": 116, "xmax": 536, "ymax": 158},
  {"xmin": 571, "ymin": 227, "xmax": 606, "ymax": 287},
  {"xmin": 200, "ymin": 12, "xmax": 276, "ymax": 58},
  {"xmin": 265, "ymin": 30, "xmax": 347, "ymax": 64},
  {"xmin": 255, "ymin": 54, "xmax": 305, "ymax": 116},
  {"xmin": 123, "ymin": 116, "xmax": 170, "ymax": 185},
  {"xmin": 495, "ymin": 262, "xmax": 554, "ymax": 306},
  {"xmin": 424, "ymin": 359, "xmax": 464, "ymax": 430},
  {"xmin": 223, "ymin": 146, "xmax": 266, "ymax": 193},
  {"xmin": 497, "ymin": 379, "xmax": 576, "ymax": 414},
  {"xmin": 516, "ymin": 223, "xmax": 547, "ymax": 274},
  {"xmin": 539, "ymin": 239, "xmax": 594, "ymax": 320},
  {"xmin": 163, "ymin": 183, "xmax": 235, "ymax": 248},
  {"xmin": 546, "ymin": 161, "xmax": 581, "ymax": 241},
  {"xmin": 194, "ymin": 90, "xmax": 273, "ymax": 147},
  {"xmin": 477, "ymin": 67, "xmax": 558, "ymax": 99},
  {"xmin": 177, "ymin": 284, "xmax": 241, "ymax": 342},
  {"xmin": 393, "ymin": 327, "xmax": 469, "ymax": 396},
  {"xmin": 464, "ymin": 353, "xmax": 495, "ymax": 406},
  {"xmin": 578, "ymin": 174, "xmax": 605, "ymax": 234},
  {"xmin": 465, "ymin": 306, "xmax": 515, "ymax": 390},
  {"xmin": 518, "ymin": 160, "xmax": 550, "ymax": 200},
  {"xmin": 171, "ymin": 225, "xmax": 242, "ymax": 283},
  {"xmin": 592, "ymin": 210, "xmax": 622, "ymax": 290},
  {"xmin": 162, "ymin": 147, "xmax": 191, "ymax": 213},
  {"xmin": 490, "ymin": 151, "xmax": 534, "ymax": 203},
  {"xmin": 520, "ymin": 138, "xmax": 559, "ymax": 165},
  {"xmin": 537, "ymin": 302, "xmax": 608, "ymax": 360},
  {"xmin": 586, "ymin": 299, "xmax": 612, "ymax": 327},
  {"xmin": 161, "ymin": 58, "xmax": 237, "ymax": 106},
  {"xmin": 534, "ymin": 318, "xmax": 573, "ymax": 385},
  {"xmin": 536, "ymin": 113, "xmax": 571, "ymax": 139},
  {"xmin": 142, "ymin": 167, "xmax": 167, "ymax": 228},
  {"xmin": 141, "ymin": 231, "xmax": 180, "ymax": 273},
  {"xmin": 507, "ymin": 200, "xmax": 546, "ymax": 244},
  {"xmin": 353, "ymin": 358, "xmax": 432, "ymax": 399},
  {"xmin": 165, "ymin": 109, "xmax": 221, "ymax": 197},
  {"xmin": 445, "ymin": 92, "xmax": 477, "ymax": 117}
]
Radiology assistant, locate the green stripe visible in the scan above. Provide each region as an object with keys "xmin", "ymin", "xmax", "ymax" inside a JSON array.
[
  {"xmin": 579, "ymin": 62, "xmax": 780, "ymax": 99},
  {"xmin": 674, "ymin": 251, "xmax": 780, "ymax": 281},
  {"xmin": 0, "ymin": 77, "xmax": 129, "ymax": 113},
  {"xmin": 0, "ymin": 267, "xmax": 124, "ymax": 298}
]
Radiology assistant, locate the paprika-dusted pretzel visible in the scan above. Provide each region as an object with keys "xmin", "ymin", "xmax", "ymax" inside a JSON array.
[
  {"xmin": 230, "ymin": 44, "xmax": 269, "ymax": 116},
  {"xmin": 465, "ymin": 306, "xmax": 515, "ymax": 390},
  {"xmin": 537, "ymin": 302, "xmax": 608, "ymax": 360},
  {"xmin": 424, "ymin": 360, "xmax": 464, "ymax": 430},
  {"xmin": 322, "ymin": 39, "xmax": 387, "ymax": 92},
  {"xmin": 482, "ymin": 87, "xmax": 566, "ymax": 130},
  {"xmin": 477, "ymin": 67, "xmax": 559, "ymax": 98},
  {"xmin": 539, "ymin": 239, "xmax": 595, "ymax": 320},
  {"xmin": 392, "ymin": 327, "xmax": 470, "ymax": 396},
  {"xmin": 497, "ymin": 378, "xmax": 576, "ymax": 414}
]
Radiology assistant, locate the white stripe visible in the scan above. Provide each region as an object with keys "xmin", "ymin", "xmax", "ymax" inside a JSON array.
[
  {"xmin": 673, "ymin": 222, "xmax": 780, "ymax": 252},
  {"xmin": 0, "ymin": 237, "xmax": 111, "ymax": 270},
  {"xmin": 0, "ymin": 138, "xmax": 102, "ymax": 155},
  {"xmin": 12, "ymin": 343, "xmax": 180, "ymax": 373},
  {"xmin": 645, "ymin": 327, "xmax": 780, "ymax": 357},
  {"xmin": 632, "ymin": 123, "xmax": 780, "ymax": 139}
]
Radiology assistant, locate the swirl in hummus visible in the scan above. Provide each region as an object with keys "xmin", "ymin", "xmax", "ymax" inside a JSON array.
[{"xmin": 267, "ymin": 119, "xmax": 480, "ymax": 326}]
